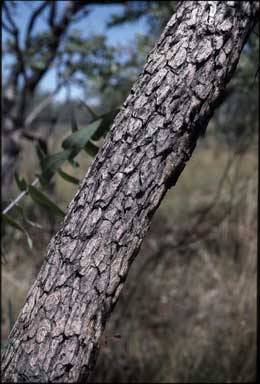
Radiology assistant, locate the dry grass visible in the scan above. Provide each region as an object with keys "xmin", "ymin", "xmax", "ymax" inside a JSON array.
[
  {"xmin": 90, "ymin": 137, "xmax": 257, "ymax": 383},
  {"xmin": 1, "ymin": 132, "xmax": 257, "ymax": 382},
  {"xmin": 90, "ymin": 168, "xmax": 257, "ymax": 382}
]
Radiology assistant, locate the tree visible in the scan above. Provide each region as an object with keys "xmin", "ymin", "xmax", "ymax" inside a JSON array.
[
  {"xmin": 2, "ymin": 1, "xmax": 87, "ymax": 202},
  {"xmin": 1, "ymin": 1, "xmax": 259, "ymax": 382},
  {"xmin": 1, "ymin": 1, "xmax": 126, "ymax": 203}
]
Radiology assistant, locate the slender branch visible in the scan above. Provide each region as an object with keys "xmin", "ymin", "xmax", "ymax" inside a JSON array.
[
  {"xmin": 25, "ymin": 1, "xmax": 49, "ymax": 48},
  {"xmin": 2, "ymin": 178, "xmax": 39, "ymax": 216},
  {"xmin": 2, "ymin": 72, "xmax": 73, "ymax": 216},
  {"xmin": 3, "ymin": 1, "xmax": 18, "ymax": 33},
  {"xmin": 24, "ymin": 77, "xmax": 69, "ymax": 127},
  {"xmin": 70, "ymin": 8, "xmax": 90, "ymax": 24},
  {"xmin": 3, "ymin": 2, "xmax": 27, "ymax": 117},
  {"xmin": 2, "ymin": 20, "xmax": 15, "ymax": 35},
  {"xmin": 1, "ymin": 2, "xmax": 259, "ymax": 381},
  {"xmin": 3, "ymin": 1, "xmax": 23, "ymax": 67},
  {"xmin": 48, "ymin": 2, "xmax": 57, "ymax": 28},
  {"xmin": 26, "ymin": 2, "xmax": 86, "ymax": 93},
  {"xmin": 25, "ymin": 95, "xmax": 57, "ymax": 127}
]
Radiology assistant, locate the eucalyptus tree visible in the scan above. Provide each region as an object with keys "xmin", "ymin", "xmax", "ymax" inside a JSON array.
[
  {"xmin": 2, "ymin": 1, "xmax": 259, "ymax": 382},
  {"xmin": 2, "ymin": 0, "xmax": 125, "ymax": 202}
]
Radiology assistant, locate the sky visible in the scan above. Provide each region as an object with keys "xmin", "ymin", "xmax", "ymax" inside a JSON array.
[{"xmin": 2, "ymin": 1, "xmax": 149, "ymax": 101}]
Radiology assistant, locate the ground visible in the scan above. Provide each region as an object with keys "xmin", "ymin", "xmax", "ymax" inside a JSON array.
[{"xmin": 1, "ymin": 125, "xmax": 257, "ymax": 383}]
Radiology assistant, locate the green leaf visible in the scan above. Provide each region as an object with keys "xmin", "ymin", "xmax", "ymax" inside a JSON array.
[
  {"xmin": 35, "ymin": 142, "xmax": 47, "ymax": 162},
  {"xmin": 58, "ymin": 169, "xmax": 80, "ymax": 185},
  {"xmin": 40, "ymin": 149, "xmax": 71, "ymax": 184},
  {"xmin": 38, "ymin": 114, "xmax": 104, "ymax": 184},
  {"xmin": 28, "ymin": 186, "xmax": 65, "ymax": 217},
  {"xmin": 68, "ymin": 158, "xmax": 79, "ymax": 168},
  {"xmin": 62, "ymin": 119, "xmax": 102, "ymax": 155},
  {"xmin": 14, "ymin": 171, "xmax": 27, "ymax": 191},
  {"xmin": 71, "ymin": 105, "xmax": 79, "ymax": 133},
  {"xmin": 91, "ymin": 108, "xmax": 120, "ymax": 141},
  {"xmin": 66, "ymin": 41, "xmax": 87, "ymax": 54},
  {"xmin": 13, "ymin": 204, "xmax": 43, "ymax": 229},
  {"xmin": 30, "ymin": 60, "xmax": 46, "ymax": 70},
  {"xmin": 84, "ymin": 141, "xmax": 100, "ymax": 157},
  {"xmin": 2, "ymin": 214, "xmax": 33, "ymax": 249}
]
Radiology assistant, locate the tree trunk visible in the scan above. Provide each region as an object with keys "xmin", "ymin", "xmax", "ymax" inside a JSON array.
[{"xmin": 2, "ymin": 1, "xmax": 258, "ymax": 382}]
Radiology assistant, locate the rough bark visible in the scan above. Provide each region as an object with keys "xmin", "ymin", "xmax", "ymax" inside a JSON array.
[{"xmin": 1, "ymin": 1, "xmax": 259, "ymax": 382}]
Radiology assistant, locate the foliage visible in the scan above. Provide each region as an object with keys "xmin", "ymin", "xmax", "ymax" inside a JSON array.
[
  {"xmin": 2, "ymin": 105, "xmax": 118, "ymax": 247},
  {"xmin": 1, "ymin": 2, "xmax": 258, "ymax": 381},
  {"xmin": 2, "ymin": 0, "xmax": 258, "ymax": 266}
]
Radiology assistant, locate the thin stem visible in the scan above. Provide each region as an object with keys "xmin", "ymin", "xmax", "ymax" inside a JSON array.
[
  {"xmin": 2, "ymin": 178, "xmax": 39, "ymax": 215},
  {"xmin": 24, "ymin": 77, "xmax": 68, "ymax": 127}
]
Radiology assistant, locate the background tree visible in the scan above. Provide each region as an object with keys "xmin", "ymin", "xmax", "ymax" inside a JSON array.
[
  {"xmin": 1, "ymin": 1, "xmax": 259, "ymax": 383},
  {"xmin": 2, "ymin": 0, "xmax": 129, "ymax": 203}
]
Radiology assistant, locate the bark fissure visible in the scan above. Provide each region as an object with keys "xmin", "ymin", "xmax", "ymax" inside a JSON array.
[{"xmin": 2, "ymin": 1, "xmax": 259, "ymax": 382}]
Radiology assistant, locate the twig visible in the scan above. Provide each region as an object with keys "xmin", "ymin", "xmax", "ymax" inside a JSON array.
[
  {"xmin": 2, "ymin": 178, "xmax": 39, "ymax": 215},
  {"xmin": 25, "ymin": 83, "xmax": 65, "ymax": 127},
  {"xmin": 3, "ymin": 1, "xmax": 27, "ymax": 91},
  {"xmin": 25, "ymin": 1, "xmax": 49, "ymax": 48},
  {"xmin": 26, "ymin": 1, "xmax": 86, "ymax": 92},
  {"xmin": 2, "ymin": 20, "xmax": 15, "ymax": 35},
  {"xmin": 48, "ymin": 2, "xmax": 57, "ymax": 28},
  {"xmin": 3, "ymin": 1, "xmax": 18, "ymax": 33}
]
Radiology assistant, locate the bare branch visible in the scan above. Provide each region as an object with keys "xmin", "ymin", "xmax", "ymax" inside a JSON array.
[
  {"xmin": 25, "ymin": 1, "xmax": 49, "ymax": 48},
  {"xmin": 2, "ymin": 20, "xmax": 15, "ymax": 35},
  {"xmin": 70, "ymin": 8, "xmax": 90, "ymax": 24},
  {"xmin": 3, "ymin": 2, "xmax": 27, "ymax": 113},
  {"xmin": 48, "ymin": 1, "xmax": 57, "ymax": 28},
  {"xmin": 26, "ymin": 2, "xmax": 86, "ymax": 92},
  {"xmin": 3, "ymin": 1, "xmax": 25, "ymax": 75},
  {"xmin": 2, "ymin": 178, "xmax": 39, "ymax": 216},
  {"xmin": 1, "ymin": 2, "xmax": 259, "ymax": 381},
  {"xmin": 24, "ymin": 77, "xmax": 69, "ymax": 127},
  {"xmin": 3, "ymin": 1, "xmax": 18, "ymax": 33}
]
